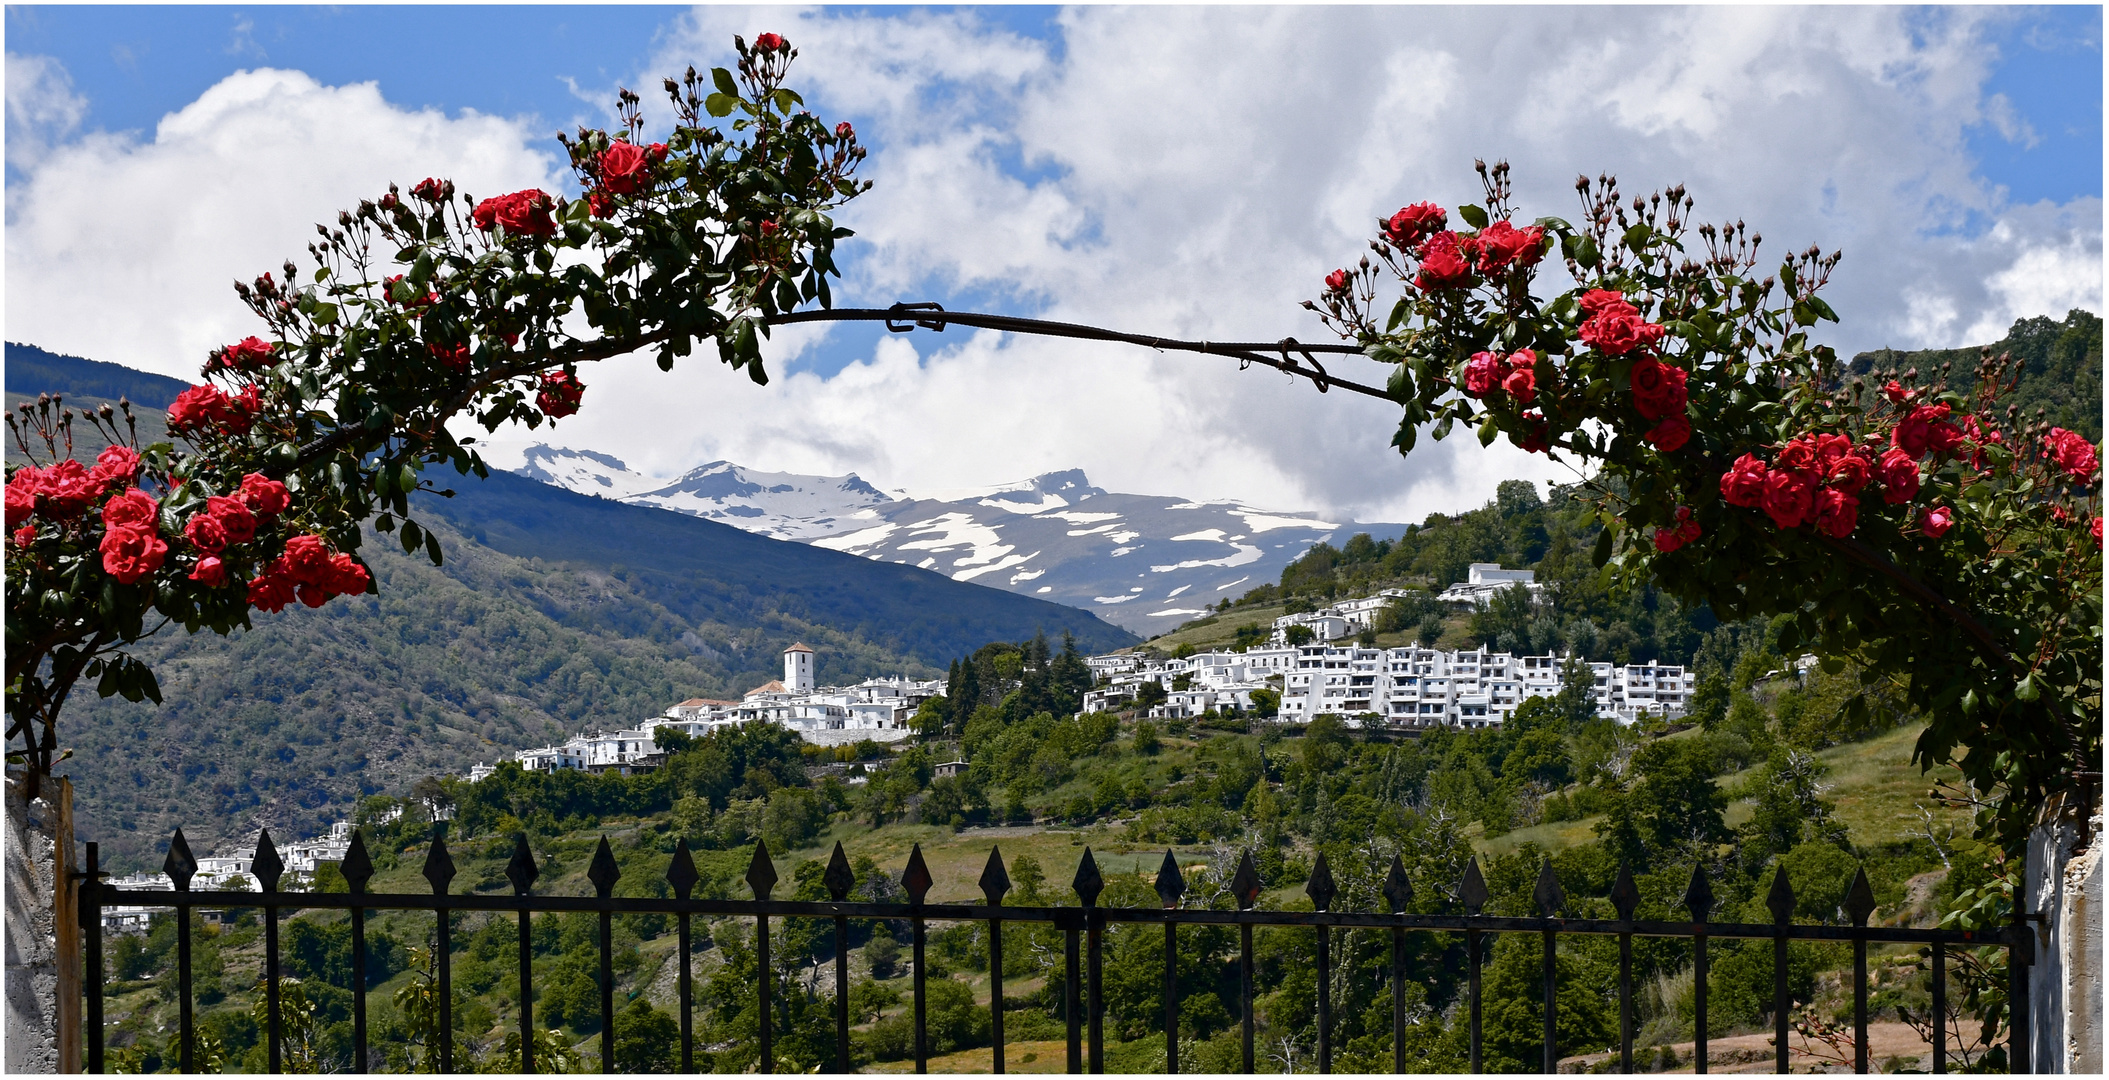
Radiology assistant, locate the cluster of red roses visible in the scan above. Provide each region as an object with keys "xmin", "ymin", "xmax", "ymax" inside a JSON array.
[
  {"xmin": 1377, "ymin": 202, "xmax": 1548, "ymax": 292},
  {"xmin": 472, "ymin": 189, "xmax": 557, "ymax": 238},
  {"xmin": 1461, "ymin": 348, "xmax": 1537, "ymax": 403},
  {"xmin": 167, "ymin": 382, "xmax": 264, "ymax": 437},
  {"xmin": 587, "ymin": 140, "xmax": 670, "ymax": 219},
  {"xmin": 2044, "ymin": 426, "xmax": 2101, "ymax": 481},
  {"xmin": 6, "ymin": 446, "xmax": 144, "ymax": 537},
  {"xmin": 247, "ymin": 533, "xmax": 371, "ymax": 613},
  {"xmin": 181, "ymin": 473, "xmax": 292, "ymax": 588},
  {"xmin": 537, "ymin": 371, "xmax": 586, "ymax": 418},
  {"xmin": 205, "ymin": 335, "xmax": 278, "ymax": 374},
  {"xmin": 1720, "ymin": 431, "xmax": 1903, "ymax": 541}
]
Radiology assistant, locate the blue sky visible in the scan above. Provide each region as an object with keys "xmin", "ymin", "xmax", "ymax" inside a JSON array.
[{"xmin": 7, "ymin": 7, "xmax": 2102, "ymax": 520}]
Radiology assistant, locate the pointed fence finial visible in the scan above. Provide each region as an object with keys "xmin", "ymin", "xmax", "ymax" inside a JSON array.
[
  {"xmin": 902, "ymin": 844, "xmax": 933, "ymax": 905},
  {"xmin": 667, "ymin": 840, "xmax": 699, "ymax": 901},
  {"xmin": 1305, "ymin": 852, "xmax": 1336, "ymax": 912},
  {"xmin": 1766, "ymin": 864, "xmax": 1796, "ymax": 925},
  {"xmin": 252, "ymin": 829, "xmax": 285, "ymax": 895},
  {"xmin": 164, "ymin": 829, "xmax": 198, "ymax": 892},
  {"xmin": 979, "ymin": 847, "xmax": 1012, "ymax": 907},
  {"xmin": 1383, "ymin": 855, "xmax": 1414, "ymax": 914},
  {"xmin": 825, "ymin": 842, "xmax": 855, "ymax": 902},
  {"xmin": 422, "ymin": 826, "xmax": 455, "ymax": 896},
  {"xmin": 1072, "ymin": 848, "xmax": 1103, "ymax": 907},
  {"xmin": 1843, "ymin": 866, "xmax": 1876, "ymax": 927},
  {"xmin": 1533, "ymin": 858, "xmax": 1564, "ymax": 918},
  {"xmin": 1609, "ymin": 865, "xmax": 1640, "ymax": 922},
  {"xmin": 745, "ymin": 839, "xmax": 778, "ymax": 901},
  {"xmin": 506, "ymin": 833, "xmax": 540, "ymax": 896},
  {"xmin": 1155, "ymin": 850, "xmax": 1186, "ymax": 909},
  {"xmin": 1459, "ymin": 856, "xmax": 1488, "ymax": 914},
  {"xmin": 1683, "ymin": 863, "xmax": 1714, "ymax": 923},
  {"xmin": 340, "ymin": 831, "xmax": 373, "ymax": 895},
  {"xmin": 1231, "ymin": 852, "xmax": 1262, "ymax": 910},
  {"xmin": 589, "ymin": 836, "xmax": 621, "ymax": 899}
]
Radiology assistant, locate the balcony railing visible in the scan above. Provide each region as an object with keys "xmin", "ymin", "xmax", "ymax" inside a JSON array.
[{"xmin": 79, "ymin": 826, "xmax": 2027, "ymax": 1074}]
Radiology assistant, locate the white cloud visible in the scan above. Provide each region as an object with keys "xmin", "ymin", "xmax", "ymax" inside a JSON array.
[
  {"xmin": 6, "ymin": 8, "xmax": 2101, "ymax": 528},
  {"xmin": 5, "ymin": 61, "xmax": 565, "ymax": 386},
  {"xmin": 5, "ymin": 52, "xmax": 89, "ymax": 173}
]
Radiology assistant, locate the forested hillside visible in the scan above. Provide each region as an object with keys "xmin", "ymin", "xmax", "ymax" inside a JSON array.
[{"xmin": 11, "ymin": 351, "xmax": 1134, "ymax": 869}]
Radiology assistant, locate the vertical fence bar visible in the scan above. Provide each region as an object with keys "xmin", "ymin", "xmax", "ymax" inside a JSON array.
[
  {"xmin": 1163, "ymin": 920, "xmax": 1177, "ymax": 1075},
  {"xmin": 682, "ymin": 910, "xmax": 697, "ymax": 1074},
  {"xmin": 911, "ymin": 912, "xmax": 926, "ymax": 1074},
  {"xmin": 1239, "ymin": 921, "xmax": 1254, "ymax": 1075},
  {"xmin": 835, "ymin": 914, "xmax": 851, "ymax": 1075},
  {"xmin": 1685, "ymin": 866, "xmax": 1713, "ymax": 1076},
  {"xmin": 1541, "ymin": 927, "xmax": 1557, "ymax": 1074},
  {"xmin": 344, "ymin": 832, "xmax": 371, "ymax": 1075},
  {"xmin": 1930, "ymin": 943, "xmax": 1945, "ymax": 1074},
  {"xmin": 1086, "ymin": 909, "xmax": 1103, "ymax": 1074},
  {"xmin": 423, "ymin": 827, "xmax": 456, "ymax": 1077},
  {"xmin": 1391, "ymin": 924, "xmax": 1406, "ymax": 1074},
  {"xmin": 1467, "ymin": 928, "xmax": 1482, "ymax": 1074},
  {"xmin": 167, "ymin": 826, "xmax": 197, "ymax": 1077},
  {"xmin": 1065, "ymin": 920, "xmax": 1082, "ymax": 1074},
  {"xmin": 1315, "ymin": 922, "xmax": 1331, "ymax": 1074},
  {"xmin": 1851, "ymin": 931, "xmax": 1867, "ymax": 1074},
  {"xmin": 1772, "ymin": 929, "xmax": 1788, "ymax": 1074},
  {"xmin": 756, "ymin": 910, "xmax": 773, "ymax": 1074},
  {"xmin": 265, "ymin": 898, "xmax": 282, "ymax": 1073},
  {"xmin": 81, "ymin": 842, "xmax": 104, "ymax": 1074},
  {"xmin": 518, "ymin": 905, "xmax": 535, "ymax": 1073},
  {"xmin": 1618, "ymin": 931, "xmax": 1633, "ymax": 1074}
]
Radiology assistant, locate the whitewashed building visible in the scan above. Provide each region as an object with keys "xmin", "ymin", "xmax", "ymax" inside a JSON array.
[{"xmin": 1438, "ymin": 564, "xmax": 1544, "ymax": 606}]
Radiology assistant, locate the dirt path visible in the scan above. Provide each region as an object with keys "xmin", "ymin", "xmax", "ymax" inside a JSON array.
[{"xmin": 1558, "ymin": 1020, "xmax": 1980, "ymax": 1073}]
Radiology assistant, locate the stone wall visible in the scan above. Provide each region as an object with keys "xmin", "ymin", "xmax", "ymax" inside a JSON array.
[
  {"xmin": 2025, "ymin": 800, "xmax": 2104, "ymax": 1073},
  {"xmin": 4, "ymin": 774, "xmax": 75, "ymax": 1074}
]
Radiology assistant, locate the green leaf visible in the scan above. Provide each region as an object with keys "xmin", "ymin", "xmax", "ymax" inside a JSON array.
[
  {"xmin": 1477, "ymin": 417, "xmax": 1499, "ymax": 446},
  {"xmin": 704, "ymin": 93, "xmax": 739, "ymax": 119},
  {"xmin": 1591, "ymin": 526, "xmax": 1614, "ymax": 568},
  {"xmin": 1622, "ymin": 224, "xmax": 1651, "ymax": 252},
  {"xmin": 712, "ymin": 67, "xmax": 739, "ymax": 97},
  {"xmin": 425, "ymin": 532, "xmax": 444, "ymax": 568},
  {"xmin": 1574, "ymin": 236, "xmax": 1600, "ymax": 269},
  {"xmin": 1457, "ymin": 204, "xmax": 1490, "ymax": 230},
  {"xmin": 2015, "ymin": 674, "xmax": 2041, "ymax": 703},
  {"xmin": 400, "ymin": 519, "xmax": 423, "ymax": 554}
]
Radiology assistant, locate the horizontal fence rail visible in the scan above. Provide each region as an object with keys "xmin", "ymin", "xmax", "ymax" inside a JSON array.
[{"xmin": 79, "ymin": 826, "xmax": 2027, "ymax": 1075}]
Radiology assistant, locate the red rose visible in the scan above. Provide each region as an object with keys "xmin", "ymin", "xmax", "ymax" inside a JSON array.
[
  {"xmin": 1917, "ymin": 505, "xmax": 1954, "ymax": 538},
  {"xmin": 1474, "ymin": 220, "xmax": 1546, "ymax": 275},
  {"xmin": 101, "ymin": 487, "xmax": 157, "ymax": 532},
  {"xmin": 224, "ymin": 336, "xmax": 277, "ymax": 371},
  {"xmin": 410, "ymin": 177, "xmax": 447, "ymax": 202},
  {"xmin": 1776, "ymin": 435, "xmax": 1819, "ymax": 474},
  {"xmin": 472, "ymin": 190, "xmax": 557, "ymax": 237},
  {"xmin": 1383, "ymin": 203, "xmax": 1447, "ymax": 251},
  {"xmin": 1653, "ymin": 506, "xmax": 1702, "ymax": 552},
  {"xmin": 379, "ymin": 192, "xmax": 399, "ymax": 211},
  {"xmin": 189, "ymin": 556, "xmax": 228, "ymax": 588},
  {"xmin": 1760, "ymin": 469, "xmax": 1814, "ymax": 529},
  {"xmin": 248, "ymin": 564, "xmax": 297, "ymax": 613},
  {"xmin": 1413, "ymin": 232, "xmax": 1475, "ymax": 291},
  {"xmin": 1882, "ymin": 380, "xmax": 1908, "ymax": 404},
  {"xmin": 11, "ymin": 526, "xmax": 33, "ymax": 547},
  {"xmin": 4, "ymin": 469, "xmax": 38, "ymax": 527},
  {"xmin": 297, "ymin": 582, "xmax": 334, "ymax": 609},
  {"xmin": 1516, "ymin": 411, "xmax": 1550, "ymax": 454},
  {"xmin": 1892, "ymin": 402, "xmax": 1953, "ymax": 458},
  {"xmin": 430, "ymin": 342, "xmax": 472, "ymax": 372},
  {"xmin": 184, "ymin": 512, "xmax": 230, "ymax": 554},
  {"xmin": 599, "ymin": 141, "xmax": 652, "ymax": 195},
  {"xmin": 282, "ymin": 534, "xmax": 334, "ymax": 585},
  {"xmin": 167, "ymin": 385, "xmax": 232, "ymax": 434},
  {"xmin": 92, "ymin": 445, "xmax": 141, "ymax": 486},
  {"xmin": 1876, "ymin": 448, "xmax": 1919, "ymax": 504},
  {"xmin": 754, "ymin": 32, "xmax": 786, "ymax": 52},
  {"xmin": 206, "ymin": 495, "xmax": 257, "ymax": 545},
  {"xmin": 1827, "ymin": 452, "xmax": 1870, "ymax": 494},
  {"xmin": 1324, "ymin": 269, "xmax": 1349, "ymax": 293},
  {"xmin": 1628, "ymin": 357, "xmax": 1688, "ymax": 420},
  {"xmin": 1812, "ymin": 433, "xmax": 1852, "ymax": 467},
  {"xmin": 1578, "ymin": 289, "xmax": 1628, "ymax": 315},
  {"xmin": 100, "ymin": 523, "xmax": 167, "ymax": 584},
  {"xmin": 1580, "ymin": 306, "xmax": 1667, "ymax": 357},
  {"xmin": 2093, "ymin": 516, "xmax": 2102, "ymax": 544},
  {"xmin": 1462, "ymin": 352, "xmax": 1507, "ymax": 397},
  {"xmin": 759, "ymin": 219, "xmax": 780, "ymax": 237},
  {"xmin": 2048, "ymin": 428, "xmax": 2100, "ymax": 479},
  {"xmin": 588, "ymin": 191, "xmax": 615, "ymax": 219},
  {"xmin": 1643, "ymin": 415, "xmax": 1691, "ymax": 452},
  {"xmin": 224, "ymin": 384, "xmax": 262, "ymax": 435},
  {"xmin": 537, "ymin": 371, "xmax": 585, "ymax": 418},
  {"xmin": 43, "ymin": 460, "xmax": 106, "ymax": 518},
  {"xmin": 647, "ymin": 142, "xmax": 668, "ymax": 162},
  {"xmin": 1502, "ymin": 365, "xmax": 1536, "ymax": 404},
  {"xmin": 1720, "ymin": 453, "xmax": 1769, "ymax": 507},
  {"xmin": 1814, "ymin": 489, "xmax": 1859, "ymax": 538},
  {"xmin": 328, "ymin": 553, "xmax": 372, "ymax": 595},
  {"xmin": 238, "ymin": 473, "xmax": 291, "ymax": 517}
]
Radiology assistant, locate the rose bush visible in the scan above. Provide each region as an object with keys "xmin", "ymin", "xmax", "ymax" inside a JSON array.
[
  {"xmin": 1308, "ymin": 160, "xmax": 2100, "ymax": 847},
  {"xmin": 5, "ymin": 35, "xmax": 865, "ymax": 786}
]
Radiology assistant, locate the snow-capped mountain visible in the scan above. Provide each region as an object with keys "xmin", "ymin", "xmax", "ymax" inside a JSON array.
[{"xmin": 513, "ymin": 445, "xmax": 1400, "ymax": 636}]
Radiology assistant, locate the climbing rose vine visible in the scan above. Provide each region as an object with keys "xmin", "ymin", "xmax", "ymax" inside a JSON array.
[
  {"xmin": 5, "ymin": 35, "xmax": 864, "ymax": 787},
  {"xmin": 1310, "ymin": 161, "xmax": 2101, "ymax": 848}
]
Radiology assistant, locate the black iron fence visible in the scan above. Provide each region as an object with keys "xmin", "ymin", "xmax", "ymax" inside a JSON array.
[{"xmin": 79, "ymin": 827, "xmax": 2026, "ymax": 1075}]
